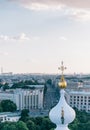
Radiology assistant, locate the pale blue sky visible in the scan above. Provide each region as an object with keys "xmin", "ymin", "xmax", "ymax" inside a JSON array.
[{"xmin": 0, "ymin": 0, "xmax": 90, "ymax": 74}]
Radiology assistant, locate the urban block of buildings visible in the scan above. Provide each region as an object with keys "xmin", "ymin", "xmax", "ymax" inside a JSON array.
[
  {"xmin": 0, "ymin": 85, "xmax": 44, "ymax": 111},
  {"xmin": 66, "ymin": 88, "xmax": 90, "ymax": 112}
]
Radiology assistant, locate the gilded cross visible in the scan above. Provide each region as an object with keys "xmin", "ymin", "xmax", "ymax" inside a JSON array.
[{"xmin": 58, "ymin": 61, "xmax": 67, "ymax": 75}]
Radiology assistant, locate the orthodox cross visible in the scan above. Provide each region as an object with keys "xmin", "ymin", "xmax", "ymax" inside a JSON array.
[{"xmin": 58, "ymin": 61, "xmax": 67, "ymax": 75}]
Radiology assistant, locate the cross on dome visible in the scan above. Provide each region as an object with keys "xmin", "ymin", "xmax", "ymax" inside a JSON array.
[{"xmin": 58, "ymin": 61, "xmax": 67, "ymax": 75}]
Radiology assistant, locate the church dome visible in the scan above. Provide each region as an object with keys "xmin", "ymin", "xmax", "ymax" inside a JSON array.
[
  {"xmin": 49, "ymin": 89, "xmax": 75, "ymax": 128},
  {"xmin": 49, "ymin": 62, "xmax": 75, "ymax": 130}
]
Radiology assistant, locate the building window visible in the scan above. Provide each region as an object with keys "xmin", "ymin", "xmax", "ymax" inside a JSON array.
[
  {"xmin": 33, "ymin": 95, "xmax": 35, "ymax": 108},
  {"xmin": 30, "ymin": 95, "xmax": 32, "ymax": 109},
  {"xmin": 70, "ymin": 96, "xmax": 72, "ymax": 98},
  {"xmin": 24, "ymin": 96, "xmax": 26, "ymax": 106},
  {"xmin": 0, "ymin": 117, "xmax": 3, "ymax": 122},
  {"xmin": 4, "ymin": 117, "xmax": 6, "ymax": 120},
  {"xmin": 8, "ymin": 118, "xmax": 10, "ymax": 120},
  {"xmin": 70, "ymin": 102, "xmax": 72, "ymax": 104},
  {"xmin": 74, "ymin": 102, "xmax": 76, "ymax": 104},
  {"xmin": 84, "ymin": 96, "xmax": 87, "ymax": 99}
]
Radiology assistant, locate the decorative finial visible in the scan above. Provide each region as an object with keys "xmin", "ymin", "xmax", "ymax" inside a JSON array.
[{"xmin": 58, "ymin": 61, "xmax": 67, "ymax": 89}]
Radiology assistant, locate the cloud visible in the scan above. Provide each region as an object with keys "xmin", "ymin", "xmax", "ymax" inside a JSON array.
[
  {"xmin": 59, "ymin": 36, "xmax": 67, "ymax": 41},
  {"xmin": 8, "ymin": 0, "xmax": 90, "ymax": 22},
  {"xmin": 8, "ymin": 0, "xmax": 90, "ymax": 10},
  {"xmin": 66, "ymin": 9, "xmax": 90, "ymax": 22},
  {"xmin": 0, "ymin": 35, "xmax": 9, "ymax": 41},
  {"xmin": 13, "ymin": 33, "xmax": 30, "ymax": 41},
  {"xmin": 0, "ymin": 33, "xmax": 30, "ymax": 41},
  {"xmin": 0, "ymin": 51, "xmax": 8, "ymax": 56},
  {"xmin": 8, "ymin": 0, "xmax": 64, "ymax": 10}
]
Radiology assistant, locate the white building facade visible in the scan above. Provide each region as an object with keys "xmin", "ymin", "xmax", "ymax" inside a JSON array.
[
  {"xmin": 66, "ymin": 90, "xmax": 90, "ymax": 112},
  {"xmin": 0, "ymin": 85, "xmax": 44, "ymax": 111},
  {"xmin": 0, "ymin": 112, "xmax": 20, "ymax": 122}
]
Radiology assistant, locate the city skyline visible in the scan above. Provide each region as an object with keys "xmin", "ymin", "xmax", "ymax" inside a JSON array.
[{"xmin": 0, "ymin": 0, "xmax": 90, "ymax": 74}]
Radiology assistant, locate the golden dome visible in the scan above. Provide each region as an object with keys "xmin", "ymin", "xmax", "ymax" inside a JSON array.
[{"xmin": 58, "ymin": 75, "xmax": 67, "ymax": 89}]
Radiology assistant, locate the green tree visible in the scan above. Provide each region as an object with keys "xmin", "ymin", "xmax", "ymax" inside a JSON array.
[
  {"xmin": 35, "ymin": 117, "xmax": 43, "ymax": 126},
  {"xmin": 3, "ymin": 83, "xmax": 9, "ymax": 91},
  {"xmin": 86, "ymin": 121, "xmax": 90, "ymax": 130},
  {"xmin": 1, "ymin": 100, "xmax": 17, "ymax": 112},
  {"xmin": 16, "ymin": 121, "xmax": 28, "ymax": 130},
  {"xmin": 0, "ymin": 122, "xmax": 17, "ymax": 130},
  {"xmin": 41, "ymin": 117, "xmax": 56, "ymax": 130},
  {"xmin": 26, "ymin": 120, "xmax": 36, "ymax": 130},
  {"xmin": 20, "ymin": 109, "xmax": 29, "ymax": 122},
  {"xmin": 0, "ymin": 103, "xmax": 3, "ymax": 112},
  {"xmin": 46, "ymin": 79, "xmax": 52, "ymax": 85}
]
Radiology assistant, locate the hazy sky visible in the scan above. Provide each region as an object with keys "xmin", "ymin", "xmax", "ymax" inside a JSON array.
[{"xmin": 0, "ymin": 0, "xmax": 90, "ymax": 74}]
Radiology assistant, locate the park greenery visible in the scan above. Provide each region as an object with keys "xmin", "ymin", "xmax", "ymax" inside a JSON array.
[
  {"xmin": 0, "ymin": 80, "xmax": 44, "ymax": 90},
  {"xmin": 0, "ymin": 108, "xmax": 90, "ymax": 130},
  {"xmin": 0, "ymin": 78, "xmax": 52, "ymax": 90},
  {"xmin": 0, "ymin": 100, "xmax": 17, "ymax": 112},
  {"xmin": 69, "ymin": 108, "xmax": 90, "ymax": 130},
  {"xmin": 11, "ymin": 80, "xmax": 41, "ymax": 89}
]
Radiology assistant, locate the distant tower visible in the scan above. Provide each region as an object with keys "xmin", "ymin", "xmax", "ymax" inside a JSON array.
[
  {"xmin": 49, "ymin": 62, "xmax": 75, "ymax": 130},
  {"xmin": 1, "ymin": 67, "xmax": 3, "ymax": 74}
]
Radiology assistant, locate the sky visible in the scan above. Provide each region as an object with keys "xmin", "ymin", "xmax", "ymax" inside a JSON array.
[{"xmin": 0, "ymin": 0, "xmax": 90, "ymax": 74}]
